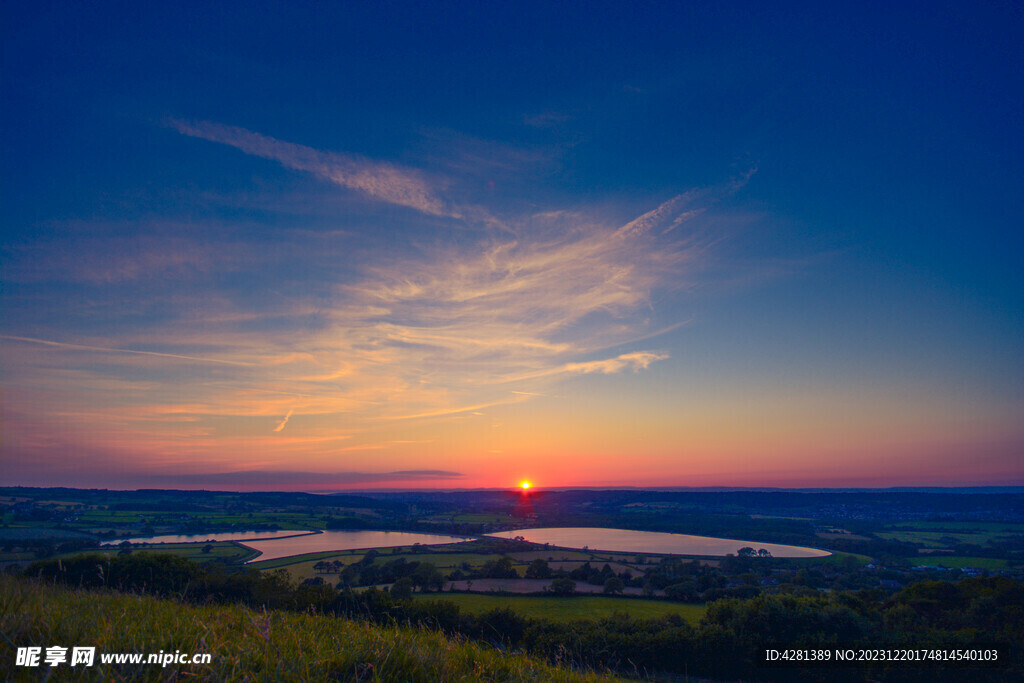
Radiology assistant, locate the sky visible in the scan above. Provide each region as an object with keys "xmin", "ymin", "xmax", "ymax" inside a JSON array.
[{"xmin": 1, "ymin": 1, "xmax": 1021, "ymax": 490}]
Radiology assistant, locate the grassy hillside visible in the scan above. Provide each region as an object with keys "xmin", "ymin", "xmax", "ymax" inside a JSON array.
[{"xmin": 0, "ymin": 575, "xmax": 621, "ymax": 682}]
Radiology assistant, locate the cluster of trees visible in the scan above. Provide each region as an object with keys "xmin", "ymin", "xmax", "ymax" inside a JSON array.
[
  {"xmin": 23, "ymin": 552, "xmax": 1023, "ymax": 680},
  {"xmin": 477, "ymin": 555, "xmax": 520, "ymax": 579},
  {"xmin": 331, "ymin": 550, "xmax": 444, "ymax": 593},
  {"xmin": 323, "ymin": 516, "xmax": 373, "ymax": 530},
  {"xmin": 515, "ymin": 554, "xmax": 763, "ymax": 600},
  {"xmin": 1, "ymin": 537, "xmax": 98, "ymax": 560}
]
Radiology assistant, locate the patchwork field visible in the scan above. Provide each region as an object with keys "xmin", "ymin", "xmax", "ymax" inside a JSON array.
[
  {"xmin": 878, "ymin": 521, "xmax": 1024, "ymax": 548},
  {"xmin": 878, "ymin": 531, "xmax": 1005, "ymax": 546}
]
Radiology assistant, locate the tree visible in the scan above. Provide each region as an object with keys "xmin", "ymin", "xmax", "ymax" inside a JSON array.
[
  {"xmin": 412, "ymin": 562, "xmax": 444, "ymax": 592},
  {"xmin": 390, "ymin": 577, "xmax": 414, "ymax": 600},
  {"xmin": 525, "ymin": 559, "xmax": 552, "ymax": 579},
  {"xmin": 481, "ymin": 556, "xmax": 517, "ymax": 579},
  {"xmin": 202, "ymin": 544, "xmax": 214, "ymax": 554},
  {"xmin": 665, "ymin": 580, "xmax": 698, "ymax": 601},
  {"xmin": 339, "ymin": 563, "xmax": 360, "ymax": 587},
  {"xmin": 603, "ymin": 576, "xmax": 624, "ymax": 594},
  {"xmin": 549, "ymin": 578, "xmax": 576, "ymax": 595}
]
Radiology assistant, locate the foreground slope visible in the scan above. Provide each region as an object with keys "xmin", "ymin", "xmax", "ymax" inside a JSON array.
[{"xmin": 0, "ymin": 575, "xmax": 620, "ymax": 682}]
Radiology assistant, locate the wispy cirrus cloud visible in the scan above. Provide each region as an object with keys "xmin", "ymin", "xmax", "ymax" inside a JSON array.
[
  {"xmin": 1, "ymin": 120, "xmax": 758, "ymax": 484},
  {"xmin": 497, "ymin": 351, "xmax": 671, "ymax": 383},
  {"xmin": 168, "ymin": 118, "xmax": 454, "ymax": 217},
  {"xmin": 0, "ymin": 191, "xmax": 714, "ymax": 467}
]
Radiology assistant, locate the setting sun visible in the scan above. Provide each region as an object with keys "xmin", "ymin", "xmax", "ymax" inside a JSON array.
[{"xmin": 520, "ymin": 481, "xmax": 531, "ymax": 490}]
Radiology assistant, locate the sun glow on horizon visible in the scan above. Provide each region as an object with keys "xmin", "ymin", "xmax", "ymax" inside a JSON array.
[{"xmin": 520, "ymin": 480, "xmax": 532, "ymax": 490}]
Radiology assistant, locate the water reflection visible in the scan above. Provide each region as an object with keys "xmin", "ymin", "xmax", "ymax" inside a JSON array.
[
  {"xmin": 242, "ymin": 530, "xmax": 471, "ymax": 562},
  {"xmin": 489, "ymin": 527, "xmax": 831, "ymax": 558},
  {"xmin": 102, "ymin": 530, "xmax": 316, "ymax": 545}
]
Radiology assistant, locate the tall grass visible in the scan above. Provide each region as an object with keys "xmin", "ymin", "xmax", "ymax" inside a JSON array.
[{"xmin": 0, "ymin": 575, "xmax": 623, "ymax": 682}]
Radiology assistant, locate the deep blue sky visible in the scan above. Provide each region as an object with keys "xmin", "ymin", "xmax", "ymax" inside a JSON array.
[{"xmin": 1, "ymin": 1, "xmax": 1021, "ymax": 489}]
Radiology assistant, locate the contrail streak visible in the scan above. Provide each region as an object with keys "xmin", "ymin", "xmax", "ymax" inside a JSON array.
[
  {"xmin": 0, "ymin": 335, "xmax": 255, "ymax": 366},
  {"xmin": 273, "ymin": 408, "xmax": 294, "ymax": 432}
]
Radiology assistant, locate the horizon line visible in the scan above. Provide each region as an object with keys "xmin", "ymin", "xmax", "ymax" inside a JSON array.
[{"xmin": 3, "ymin": 484, "xmax": 1022, "ymax": 495}]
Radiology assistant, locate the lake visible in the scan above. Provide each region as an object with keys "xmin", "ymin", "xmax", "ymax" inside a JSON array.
[
  {"xmin": 488, "ymin": 527, "xmax": 831, "ymax": 558},
  {"xmin": 101, "ymin": 530, "xmax": 316, "ymax": 545},
  {"xmin": 241, "ymin": 530, "xmax": 472, "ymax": 562}
]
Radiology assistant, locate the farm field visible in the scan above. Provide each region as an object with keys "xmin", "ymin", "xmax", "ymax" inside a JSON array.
[
  {"xmin": 907, "ymin": 556, "xmax": 1009, "ymax": 570},
  {"xmin": 414, "ymin": 592, "xmax": 706, "ymax": 624},
  {"xmin": 877, "ymin": 531, "xmax": 1005, "ymax": 546},
  {"xmin": 255, "ymin": 549, "xmax": 528, "ymax": 581},
  {"xmin": 888, "ymin": 521, "xmax": 1024, "ymax": 532},
  {"xmin": 248, "ymin": 546, "xmax": 505, "ymax": 574},
  {"xmin": 55, "ymin": 541, "xmax": 257, "ymax": 563},
  {"xmin": 255, "ymin": 544, "xmax": 661, "ymax": 582},
  {"xmin": 878, "ymin": 522, "xmax": 1024, "ymax": 547},
  {"xmin": 249, "ymin": 545, "xmax": 485, "ymax": 568},
  {"xmin": 0, "ymin": 527, "xmax": 96, "ymax": 540},
  {"xmin": 451, "ymin": 514, "xmax": 509, "ymax": 523},
  {"xmin": 444, "ymin": 578, "xmax": 661, "ymax": 596}
]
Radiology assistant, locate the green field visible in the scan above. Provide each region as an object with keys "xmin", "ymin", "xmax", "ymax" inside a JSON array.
[
  {"xmin": 879, "ymin": 522, "xmax": 1024, "ymax": 548},
  {"xmin": 250, "ymin": 551, "xmax": 367, "ymax": 577},
  {"xmin": 0, "ymin": 575, "xmax": 621, "ymax": 683},
  {"xmin": 414, "ymin": 593, "xmax": 706, "ymax": 624},
  {"xmin": 55, "ymin": 541, "xmax": 257, "ymax": 564},
  {"xmin": 253, "ymin": 549, "xmax": 516, "ymax": 581},
  {"xmin": 872, "ymin": 532, "xmax": 1007, "ymax": 548},
  {"xmin": 817, "ymin": 550, "xmax": 873, "ymax": 565},
  {"xmin": 247, "ymin": 546, "xmax": 476, "ymax": 572},
  {"xmin": 451, "ymin": 513, "xmax": 509, "ymax": 523},
  {"xmin": 36, "ymin": 503, "xmax": 380, "ymax": 537},
  {"xmin": 889, "ymin": 521, "xmax": 1024, "ymax": 532},
  {"xmin": 908, "ymin": 556, "xmax": 1009, "ymax": 570},
  {"xmin": 257, "ymin": 546, "xmax": 649, "ymax": 582}
]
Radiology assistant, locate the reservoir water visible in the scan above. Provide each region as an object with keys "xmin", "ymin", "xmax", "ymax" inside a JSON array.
[
  {"xmin": 488, "ymin": 527, "xmax": 830, "ymax": 558},
  {"xmin": 102, "ymin": 529, "xmax": 316, "ymax": 545},
  {"xmin": 241, "ymin": 530, "xmax": 471, "ymax": 562}
]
